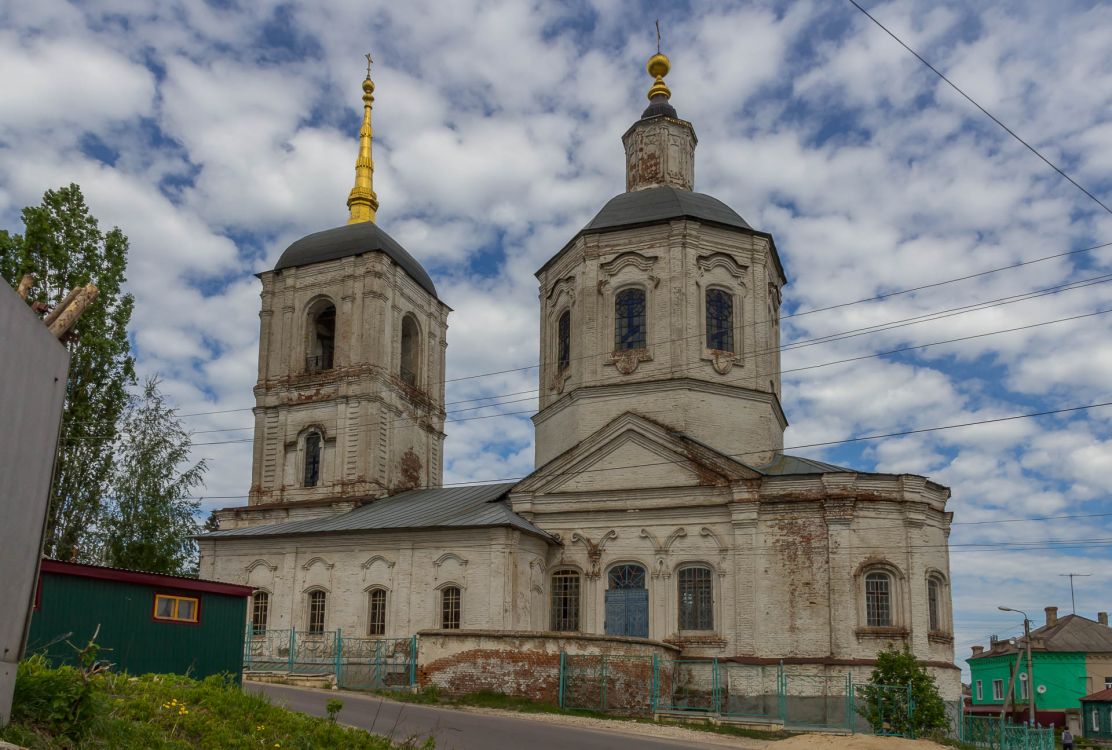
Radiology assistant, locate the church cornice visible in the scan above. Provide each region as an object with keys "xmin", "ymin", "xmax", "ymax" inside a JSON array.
[{"xmin": 531, "ymin": 377, "xmax": 788, "ymax": 431}]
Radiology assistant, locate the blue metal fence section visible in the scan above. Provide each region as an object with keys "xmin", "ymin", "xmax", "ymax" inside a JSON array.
[{"xmin": 244, "ymin": 629, "xmax": 416, "ymax": 690}]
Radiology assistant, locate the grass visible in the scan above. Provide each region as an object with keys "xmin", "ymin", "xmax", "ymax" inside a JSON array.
[
  {"xmin": 2, "ymin": 655, "xmax": 424, "ymax": 749},
  {"xmin": 370, "ymin": 686, "xmax": 796, "ymax": 741}
]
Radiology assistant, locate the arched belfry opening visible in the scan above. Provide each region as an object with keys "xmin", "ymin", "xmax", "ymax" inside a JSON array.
[
  {"xmin": 400, "ymin": 314, "xmax": 420, "ymax": 387},
  {"xmin": 306, "ymin": 301, "xmax": 336, "ymax": 373}
]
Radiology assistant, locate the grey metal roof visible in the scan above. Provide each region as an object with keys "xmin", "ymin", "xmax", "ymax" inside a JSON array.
[
  {"xmin": 756, "ymin": 454, "xmax": 855, "ymax": 476},
  {"xmin": 273, "ymin": 221, "xmax": 438, "ymax": 300},
  {"xmin": 969, "ymin": 615, "xmax": 1112, "ymax": 659},
  {"xmin": 199, "ymin": 483, "xmax": 552, "ymax": 541},
  {"xmin": 582, "ymin": 186, "xmax": 752, "ymax": 234}
]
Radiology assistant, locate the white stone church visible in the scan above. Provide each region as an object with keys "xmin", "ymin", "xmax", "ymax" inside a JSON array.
[{"xmin": 198, "ymin": 52, "xmax": 960, "ymax": 695}]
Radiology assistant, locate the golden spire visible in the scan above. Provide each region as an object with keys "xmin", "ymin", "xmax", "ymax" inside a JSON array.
[
  {"xmin": 646, "ymin": 20, "xmax": 671, "ymax": 101},
  {"xmin": 346, "ymin": 53, "xmax": 379, "ymax": 224}
]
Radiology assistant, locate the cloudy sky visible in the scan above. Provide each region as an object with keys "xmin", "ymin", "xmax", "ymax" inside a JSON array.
[{"xmin": 3, "ymin": 0, "xmax": 1111, "ymax": 673}]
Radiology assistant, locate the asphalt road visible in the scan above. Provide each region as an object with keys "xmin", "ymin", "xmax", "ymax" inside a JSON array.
[{"xmin": 249, "ymin": 681, "xmax": 738, "ymax": 750}]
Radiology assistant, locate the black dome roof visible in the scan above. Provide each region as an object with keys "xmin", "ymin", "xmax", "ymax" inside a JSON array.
[
  {"xmin": 274, "ymin": 221, "xmax": 438, "ymax": 299},
  {"xmin": 582, "ymin": 186, "xmax": 752, "ymax": 234}
]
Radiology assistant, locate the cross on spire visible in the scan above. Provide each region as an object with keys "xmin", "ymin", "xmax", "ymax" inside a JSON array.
[
  {"xmin": 655, "ymin": 19, "xmax": 661, "ymax": 54},
  {"xmin": 365, "ymin": 52, "xmax": 373, "ymax": 79}
]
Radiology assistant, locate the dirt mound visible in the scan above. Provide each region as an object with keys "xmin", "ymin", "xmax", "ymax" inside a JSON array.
[{"xmin": 776, "ymin": 735, "xmax": 951, "ymax": 750}]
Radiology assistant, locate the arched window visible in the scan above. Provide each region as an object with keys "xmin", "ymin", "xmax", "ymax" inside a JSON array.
[
  {"xmin": 865, "ymin": 572, "xmax": 892, "ymax": 627},
  {"xmin": 441, "ymin": 586, "xmax": 461, "ymax": 629},
  {"xmin": 367, "ymin": 589, "xmax": 387, "ymax": 636},
  {"xmin": 307, "ymin": 590, "xmax": 327, "ymax": 634},
  {"xmin": 250, "ymin": 591, "xmax": 269, "ymax": 636},
  {"xmin": 705, "ymin": 288, "xmax": 734, "ymax": 353},
  {"xmin": 557, "ymin": 310, "xmax": 571, "ymax": 371},
  {"xmin": 303, "ymin": 431, "xmax": 321, "ymax": 488},
  {"xmin": 928, "ymin": 577, "xmax": 942, "ymax": 631},
  {"xmin": 307, "ymin": 303, "xmax": 335, "ymax": 372},
  {"xmin": 678, "ymin": 565, "xmax": 714, "ymax": 631},
  {"xmin": 614, "ymin": 288, "xmax": 646, "ymax": 351},
  {"xmin": 550, "ymin": 570, "xmax": 580, "ymax": 632},
  {"xmin": 400, "ymin": 314, "xmax": 420, "ymax": 387}
]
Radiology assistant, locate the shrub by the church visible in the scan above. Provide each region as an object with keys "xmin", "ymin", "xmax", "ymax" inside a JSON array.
[{"xmin": 858, "ymin": 646, "xmax": 947, "ymax": 737}]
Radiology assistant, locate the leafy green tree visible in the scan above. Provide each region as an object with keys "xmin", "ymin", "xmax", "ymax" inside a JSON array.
[
  {"xmin": 104, "ymin": 376, "xmax": 206, "ymax": 575},
  {"xmin": 1, "ymin": 184, "xmax": 135, "ymax": 561},
  {"xmin": 858, "ymin": 646, "xmax": 948, "ymax": 737}
]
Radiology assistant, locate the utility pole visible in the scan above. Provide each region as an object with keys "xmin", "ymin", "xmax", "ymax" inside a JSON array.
[
  {"xmin": 1000, "ymin": 606, "xmax": 1036, "ymax": 725},
  {"xmin": 1059, "ymin": 573, "xmax": 1091, "ymax": 614}
]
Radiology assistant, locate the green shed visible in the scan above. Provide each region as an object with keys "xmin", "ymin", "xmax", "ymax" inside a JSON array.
[
  {"xmin": 1081, "ymin": 688, "xmax": 1112, "ymax": 741},
  {"xmin": 26, "ymin": 560, "xmax": 253, "ymax": 680}
]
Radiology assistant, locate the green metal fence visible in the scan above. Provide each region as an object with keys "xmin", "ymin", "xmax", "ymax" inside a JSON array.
[
  {"xmin": 964, "ymin": 716, "xmax": 1055, "ymax": 750},
  {"xmin": 558, "ymin": 656, "xmax": 918, "ymax": 736},
  {"xmin": 244, "ymin": 629, "xmax": 416, "ymax": 690},
  {"xmin": 559, "ymin": 653, "xmax": 657, "ymax": 714}
]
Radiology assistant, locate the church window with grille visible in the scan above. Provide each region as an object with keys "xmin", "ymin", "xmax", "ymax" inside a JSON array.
[
  {"xmin": 705, "ymin": 288, "xmax": 734, "ymax": 353},
  {"xmin": 250, "ymin": 591, "xmax": 269, "ymax": 636},
  {"xmin": 865, "ymin": 572, "xmax": 892, "ymax": 627},
  {"xmin": 557, "ymin": 310, "xmax": 571, "ymax": 371},
  {"xmin": 400, "ymin": 314, "xmax": 420, "ymax": 387},
  {"xmin": 928, "ymin": 577, "xmax": 942, "ymax": 631},
  {"xmin": 550, "ymin": 570, "xmax": 580, "ymax": 631},
  {"xmin": 303, "ymin": 431, "xmax": 321, "ymax": 487},
  {"xmin": 678, "ymin": 565, "xmax": 714, "ymax": 630},
  {"xmin": 367, "ymin": 589, "xmax": 386, "ymax": 636},
  {"xmin": 614, "ymin": 288, "xmax": 646, "ymax": 350},
  {"xmin": 441, "ymin": 586, "xmax": 461, "ymax": 629},
  {"xmin": 307, "ymin": 590, "xmax": 327, "ymax": 634}
]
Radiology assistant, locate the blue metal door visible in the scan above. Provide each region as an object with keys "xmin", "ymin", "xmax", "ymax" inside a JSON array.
[{"xmin": 605, "ymin": 564, "xmax": 649, "ymax": 637}]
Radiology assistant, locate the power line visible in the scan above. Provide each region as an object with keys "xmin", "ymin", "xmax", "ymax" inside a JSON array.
[
  {"xmin": 847, "ymin": 0, "xmax": 1112, "ymax": 217},
  {"xmin": 57, "ymin": 239, "xmax": 1112, "ymax": 429},
  {"xmin": 427, "ymin": 398, "xmax": 1112, "ymax": 487},
  {"xmin": 62, "ymin": 284, "xmax": 1112, "ymax": 445}
]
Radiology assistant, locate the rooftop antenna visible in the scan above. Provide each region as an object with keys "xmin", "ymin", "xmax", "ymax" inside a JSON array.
[
  {"xmin": 655, "ymin": 19, "xmax": 662, "ymax": 54},
  {"xmin": 1059, "ymin": 573, "xmax": 1091, "ymax": 614}
]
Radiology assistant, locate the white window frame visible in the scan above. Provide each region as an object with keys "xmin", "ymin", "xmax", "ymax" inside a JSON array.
[
  {"xmin": 1019, "ymin": 672, "xmax": 1029, "ymax": 699},
  {"xmin": 1094, "ymin": 708, "xmax": 1101, "ymax": 732},
  {"xmin": 976, "ymin": 680, "xmax": 983, "ymax": 701},
  {"xmin": 992, "ymin": 679, "xmax": 1004, "ymax": 701}
]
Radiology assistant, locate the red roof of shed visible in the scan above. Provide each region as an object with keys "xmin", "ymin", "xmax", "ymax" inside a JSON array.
[
  {"xmin": 1081, "ymin": 688, "xmax": 1112, "ymax": 702},
  {"xmin": 40, "ymin": 559, "xmax": 253, "ymax": 597}
]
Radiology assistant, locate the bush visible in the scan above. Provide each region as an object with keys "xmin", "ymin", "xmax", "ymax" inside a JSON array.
[
  {"xmin": 9, "ymin": 655, "xmax": 96, "ymax": 738},
  {"xmin": 858, "ymin": 647, "xmax": 948, "ymax": 737}
]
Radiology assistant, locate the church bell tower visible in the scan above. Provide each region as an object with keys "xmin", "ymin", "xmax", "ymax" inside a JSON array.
[
  {"xmin": 246, "ymin": 61, "xmax": 449, "ymax": 513},
  {"xmin": 532, "ymin": 51, "xmax": 788, "ymax": 469}
]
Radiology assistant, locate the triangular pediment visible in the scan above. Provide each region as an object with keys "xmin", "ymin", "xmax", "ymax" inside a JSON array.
[{"xmin": 512, "ymin": 412, "xmax": 759, "ymax": 497}]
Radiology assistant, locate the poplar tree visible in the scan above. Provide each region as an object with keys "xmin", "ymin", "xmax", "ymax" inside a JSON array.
[
  {"xmin": 105, "ymin": 376, "xmax": 206, "ymax": 575},
  {"xmin": 0, "ymin": 184, "xmax": 135, "ymax": 561}
]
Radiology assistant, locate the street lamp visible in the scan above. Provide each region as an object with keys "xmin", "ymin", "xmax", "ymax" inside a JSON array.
[{"xmin": 999, "ymin": 606, "xmax": 1036, "ymax": 726}]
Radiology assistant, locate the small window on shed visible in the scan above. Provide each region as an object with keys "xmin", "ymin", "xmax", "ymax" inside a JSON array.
[{"xmin": 154, "ymin": 594, "xmax": 200, "ymax": 623}]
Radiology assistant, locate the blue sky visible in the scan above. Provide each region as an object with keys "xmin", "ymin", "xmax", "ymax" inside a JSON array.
[{"xmin": 2, "ymin": 0, "xmax": 1111, "ymax": 673}]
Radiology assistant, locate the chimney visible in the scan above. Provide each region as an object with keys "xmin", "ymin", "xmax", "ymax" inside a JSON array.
[
  {"xmin": 972, "ymin": 646, "xmax": 984, "ymax": 656},
  {"xmin": 1045, "ymin": 606, "xmax": 1058, "ymax": 628},
  {"xmin": 1099, "ymin": 612, "xmax": 1108, "ymax": 626}
]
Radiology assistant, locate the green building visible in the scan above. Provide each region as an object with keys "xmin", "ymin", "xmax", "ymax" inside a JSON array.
[
  {"xmin": 967, "ymin": 607, "xmax": 1112, "ymax": 732},
  {"xmin": 27, "ymin": 560, "xmax": 254, "ymax": 680},
  {"xmin": 1081, "ymin": 688, "xmax": 1112, "ymax": 741}
]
